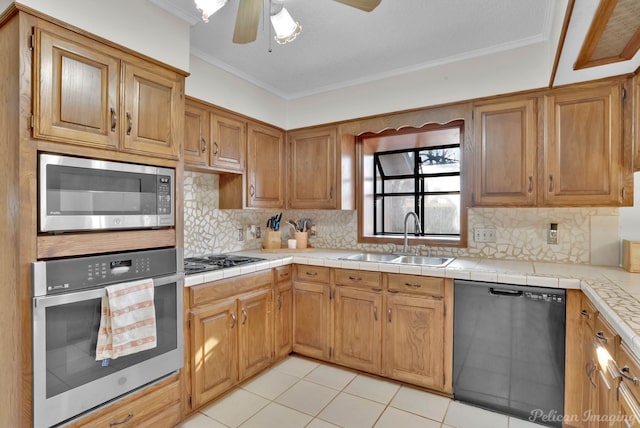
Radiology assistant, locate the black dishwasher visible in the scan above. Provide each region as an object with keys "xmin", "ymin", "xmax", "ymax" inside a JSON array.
[{"xmin": 453, "ymin": 280, "xmax": 565, "ymax": 427}]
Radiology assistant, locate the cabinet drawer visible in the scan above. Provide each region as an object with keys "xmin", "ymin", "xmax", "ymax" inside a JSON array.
[
  {"xmin": 334, "ymin": 268, "xmax": 381, "ymax": 290},
  {"xmin": 68, "ymin": 377, "xmax": 180, "ymax": 427},
  {"xmin": 386, "ymin": 274, "xmax": 444, "ymax": 297},
  {"xmin": 191, "ymin": 270, "xmax": 273, "ymax": 306},
  {"xmin": 594, "ymin": 314, "xmax": 618, "ymax": 360},
  {"xmin": 275, "ymin": 266, "xmax": 291, "ymax": 282},
  {"xmin": 580, "ymin": 295, "xmax": 598, "ymax": 331},
  {"xmin": 619, "ymin": 343, "xmax": 640, "ymax": 404},
  {"xmin": 294, "ymin": 265, "xmax": 330, "ymax": 284}
]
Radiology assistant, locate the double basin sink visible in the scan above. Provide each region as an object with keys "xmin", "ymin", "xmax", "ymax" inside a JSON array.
[{"xmin": 339, "ymin": 252, "xmax": 454, "ymax": 267}]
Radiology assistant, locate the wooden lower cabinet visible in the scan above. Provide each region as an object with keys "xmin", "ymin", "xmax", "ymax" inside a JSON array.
[
  {"xmin": 188, "ymin": 270, "xmax": 274, "ymax": 411},
  {"xmin": 238, "ymin": 289, "xmax": 273, "ymax": 380},
  {"xmin": 275, "ymin": 268, "xmax": 293, "ymax": 359},
  {"xmin": 383, "ymin": 294, "xmax": 445, "ymax": 390},
  {"xmin": 333, "ymin": 287, "xmax": 382, "ymax": 373},
  {"xmin": 190, "ymin": 298, "xmax": 238, "ymax": 408},
  {"xmin": 292, "ymin": 267, "xmax": 452, "ymax": 394},
  {"xmin": 292, "ymin": 280, "xmax": 331, "ymax": 360},
  {"xmin": 66, "ymin": 376, "xmax": 180, "ymax": 428}
]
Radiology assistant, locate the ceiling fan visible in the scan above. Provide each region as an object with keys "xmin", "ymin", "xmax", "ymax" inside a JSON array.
[{"xmin": 195, "ymin": 0, "xmax": 381, "ymax": 44}]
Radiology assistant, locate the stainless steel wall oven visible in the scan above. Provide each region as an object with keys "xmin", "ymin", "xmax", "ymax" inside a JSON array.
[
  {"xmin": 39, "ymin": 154, "xmax": 174, "ymax": 232},
  {"xmin": 32, "ymin": 248, "xmax": 183, "ymax": 428}
]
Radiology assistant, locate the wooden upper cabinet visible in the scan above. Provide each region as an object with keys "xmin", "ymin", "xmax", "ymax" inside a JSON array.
[
  {"xmin": 33, "ymin": 24, "xmax": 120, "ymax": 149},
  {"xmin": 634, "ymin": 74, "xmax": 640, "ymax": 172},
  {"xmin": 211, "ymin": 114, "xmax": 246, "ymax": 172},
  {"xmin": 543, "ymin": 83, "xmax": 623, "ymax": 206},
  {"xmin": 473, "ymin": 99, "xmax": 537, "ymax": 206},
  {"xmin": 184, "ymin": 100, "xmax": 209, "ymax": 165},
  {"xmin": 288, "ymin": 126, "xmax": 337, "ymax": 209},
  {"xmin": 121, "ymin": 61, "xmax": 182, "ymax": 159},
  {"xmin": 247, "ymin": 123, "xmax": 285, "ymax": 208},
  {"xmin": 33, "ymin": 21, "xmax": 183, "ymax": 159}
]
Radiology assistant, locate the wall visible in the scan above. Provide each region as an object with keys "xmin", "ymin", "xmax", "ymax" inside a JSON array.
[
  {"xmin": 620, "ymin": 173, "xmax": 640, "ymax": 242},
  {"xmin": 0, "ymin": 0, "xmax": 190, "ymax": 71},
  {"xmin": 184, "ymin": 171, "xmax": 621, "ymax": 265}
]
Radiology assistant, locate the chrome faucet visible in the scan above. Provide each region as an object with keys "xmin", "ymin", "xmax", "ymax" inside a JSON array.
[{"xmin": 401, "ymin": 212, "xmax": 422, "ymax": 255}]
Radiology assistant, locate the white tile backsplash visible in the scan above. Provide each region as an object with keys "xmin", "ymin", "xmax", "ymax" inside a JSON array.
[{"xmin": 184, "ymin": 171, "xmax": 620, "ymax": 264}]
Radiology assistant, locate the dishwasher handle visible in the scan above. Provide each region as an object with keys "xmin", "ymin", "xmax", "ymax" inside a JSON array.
[{"xmin": 488, "ymin": 287, "xmax": 523, "ymax": 297}]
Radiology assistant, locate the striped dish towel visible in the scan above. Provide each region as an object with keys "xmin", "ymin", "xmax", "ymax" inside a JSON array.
[{"xmin": 96, "ymin": 278, "xmax": 157, "ymax": 360}]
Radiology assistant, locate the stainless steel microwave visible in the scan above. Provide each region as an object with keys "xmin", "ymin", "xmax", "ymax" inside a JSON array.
[{"xmin": 39, "ymin": 154, "xmax": 174, "ymax": 232}]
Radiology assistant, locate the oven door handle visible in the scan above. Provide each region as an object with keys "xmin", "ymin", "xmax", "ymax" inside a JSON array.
[{"xmin": 33, "ymin": 274, "xmax": 183, "ymax": 308}]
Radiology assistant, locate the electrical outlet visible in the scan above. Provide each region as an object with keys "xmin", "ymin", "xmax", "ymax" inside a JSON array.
[
  {"xmin": 256, "ymin": 226, "xmax": 261, "ymax": 239},
  {"xmin": 547, "ymin": 223, "xmax": 558, "ymax": 245},
  {"xmin": 237, "ymin": 228, "xmax": 244, "ymax": 241},
  {"xmin": 474, "ymin": 228, "xmax": 496, "ymax": 243}
]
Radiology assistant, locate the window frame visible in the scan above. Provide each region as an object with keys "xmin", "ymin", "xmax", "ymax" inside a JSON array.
[{"xmin": 356, "ymin": 121, "xmax": 469, "ymax": 248}]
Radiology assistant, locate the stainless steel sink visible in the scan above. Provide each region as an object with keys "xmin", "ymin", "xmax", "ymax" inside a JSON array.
[
  {"xmin": 340, "ymin": 253, "xmax": 399, "ymax": 262},
  {"xmin": 391, "ymin": 255, "xmax": 454, "ymax": 267},
  {"xmin": 339, "ymin": 253, "xmax": 454, "ymax": 267}
]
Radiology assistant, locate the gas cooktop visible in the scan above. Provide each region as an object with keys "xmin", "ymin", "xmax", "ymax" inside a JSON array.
[{"xmin": 184, "ymin": 254, "xmax": 266, "ymax": 275}]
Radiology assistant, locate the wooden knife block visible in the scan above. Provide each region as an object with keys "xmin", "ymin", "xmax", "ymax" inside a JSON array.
[{"xmin": 263, "ymin": 230, "xmax": 281, "ymax": 249}]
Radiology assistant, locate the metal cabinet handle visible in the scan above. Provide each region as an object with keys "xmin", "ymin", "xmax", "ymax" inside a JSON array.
[
  {"xmin": 306, "ymin": 271, "xmax": 318, "ymax": 277},
  {"xmin": 213, "ymin": 142, "xmax": 219, "ymax": 155},
  {"xmin": 110, "ymin": 413, "xmax": 134, "ymax": 426},
  {"xmin": 249, "ymin": 184, "xmax": 255, "ymax": 196},
  {"xmin": 230, "ymin": 312, "xmax": 236, "ymax": 328},
  {"xmin": 595, "ymin": 331, "xmax": 608, "ymax": 343},
  {"xmin": 404, "ymin": 283, "xmax": 422, "ymax": 288},
  {"xmin": 388, "ymin": 289, "xmax": 399, "ymax": 294},
  {"xmin": 387, "ymin": 307, "xmax": 392, "ymax": 322},
  {"xmin": 580, "ymin": 309, "xmax": 591, "ymax": 319},
  {"xmin": 585, "ymin": 361, "xmax": 597, "ymax": 388},
  {"xmin": 528, "ymin": 176, "xmax": 533, "ymax": 193},
  {"xmin": 348, "ymin": 276, "xmax": 362, "ymax": 282},
  {"xmin": 242, "ymin": 309, "xmax": 247, "ymax": 325},
  {"xmin": 371, "ymin": 288, "xmax": 382, "ymax": 292},
  {"xmin": 373, "ymin": 306, "xmax": 378, "ymax": 321},
  {"xmin": 110, "ymin": 107, "xmax": 117, "ymax": 132},
  {"xmin": 621, "ymin": 366, "xmax": 640, "ymax": 384},
  {"xmin": 126, "ymin": 112, "xmax": 132, "ymax": 135},
  {"xmin": 548, "ymin": 175, "xmax": 553, "ymax": 192},
  {"xmin": 201, "ymin": 137, "xmax": 207, "ymax": 152}
]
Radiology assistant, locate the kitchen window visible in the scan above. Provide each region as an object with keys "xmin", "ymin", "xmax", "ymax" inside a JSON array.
[{"xmin": 358, "ymin": 121, "xmax": 466, "ymax": 247}]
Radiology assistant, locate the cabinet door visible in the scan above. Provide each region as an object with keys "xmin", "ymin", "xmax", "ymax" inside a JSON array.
[
  {"xmin": 184, "ymin": 100, "xmax": 209, "ymax": 166},
  {"xmin": 122, "ymin": 61, "xmax": 181, "ymax": 159},
  {"xmin": 473, "ymin": 99, "xmax": 537, "ymax": 206},
  {"xmin": 288, "ymin": 127, "xmax": 337, "ymax": 209},
  {"xmin": 293, "ymin": 281, "xmax": 331, "ymax": 360},
  {"xmin": 635, "ymin": 74, "xmax": 640, "ymax": 173},
  {"xmin": 247, "ymin": 123, "xmax": 286, "ymax": 208},
  {"xmin": 34, "ymin": 24, "xmax": 120, "ymax": 149},
  {"xmin": 581, "ymin": 328, "xmax": 598, "ymax": 427},
  {"xmin": 334, "ymin": 287, "xmax": 382, "ymax": 373},
  {"xmin": 238, "ymin": 289, "xmax": 273, "ymax": 380},
  {"xmin": 190, "ymin": 299, "xmax": 238, "ymax": 408},
  {"xmin": 544, "ymin": 84, "xmax": 623, "ymax": 205},
  {"xmin": 384, "ymin": 294, "xmax": 444, "ymax": 390},
  {"xmin": 211, "ymin": 114, "xmax": 246, "ymax": 172},
  {"xmin": 275, "ymin": 280, "xmax": 293, "ymax": 359}
]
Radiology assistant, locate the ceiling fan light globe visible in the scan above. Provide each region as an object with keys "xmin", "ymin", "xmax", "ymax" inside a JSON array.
[
  {"xmin": 270, "ymin": 7, "xmax": 301, "ymax": 44},
  {"xmin": 194, "ymin": 0, "xmax": 228, "ymax": 23}
]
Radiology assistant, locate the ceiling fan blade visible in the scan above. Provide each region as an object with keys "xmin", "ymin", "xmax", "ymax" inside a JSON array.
[
  {"xmin": 333, "ymin": 0, "xmax": 381, "ymax": 12},
  {"xmin": 233, "ymin": 0, "xmax": 261, "ymax": 44}
]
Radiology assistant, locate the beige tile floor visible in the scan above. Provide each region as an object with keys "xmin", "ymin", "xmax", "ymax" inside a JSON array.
[{"xmin": 177, "ymin": 356, "xmax": 548, "ymax": 428}]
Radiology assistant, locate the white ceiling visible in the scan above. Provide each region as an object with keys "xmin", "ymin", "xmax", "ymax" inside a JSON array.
[{"xmin": 150, "ymin": 0, "xmax": 640, "ymax": 100}]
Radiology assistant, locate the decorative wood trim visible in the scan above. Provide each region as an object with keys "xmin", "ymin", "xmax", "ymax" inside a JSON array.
[
  {"xmin": 549, "ymin": 0, "xmax": 575, "ymax": 87},
  {"xmin": 564, "ymin": 289, "xmax": 582, "ymax": 422},
  {"xmin": 37, "ymin": 229, "xmax": 176, "ymax": 259},
  {"xmin": 574, "ymin": 0, "xmax": 640, "ymax": 70}
]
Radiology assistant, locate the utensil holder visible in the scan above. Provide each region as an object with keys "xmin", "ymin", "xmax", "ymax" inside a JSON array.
[
  {"xmin": 294, "ymin": 231, "xmax": 308, "ymax": 249},
  {"xmin": 263, "ymin": 230, "xmax": 281, "ymax": 249}
]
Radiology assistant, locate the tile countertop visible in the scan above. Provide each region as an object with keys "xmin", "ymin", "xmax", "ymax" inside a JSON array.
[{"xmin": 184, "ymin": 248, "xmax": 640, "ymax": 359}]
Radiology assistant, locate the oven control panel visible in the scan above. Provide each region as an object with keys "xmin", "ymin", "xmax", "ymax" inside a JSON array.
[{"xmin": 32, "ymin": 248, "xmax": 178, "ymax": 296}]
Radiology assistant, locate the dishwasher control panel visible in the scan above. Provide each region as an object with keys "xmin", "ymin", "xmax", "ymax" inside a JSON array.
[{"xmin": 523, "ymin": 291, "xmax": 565, "ymax": 304}]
